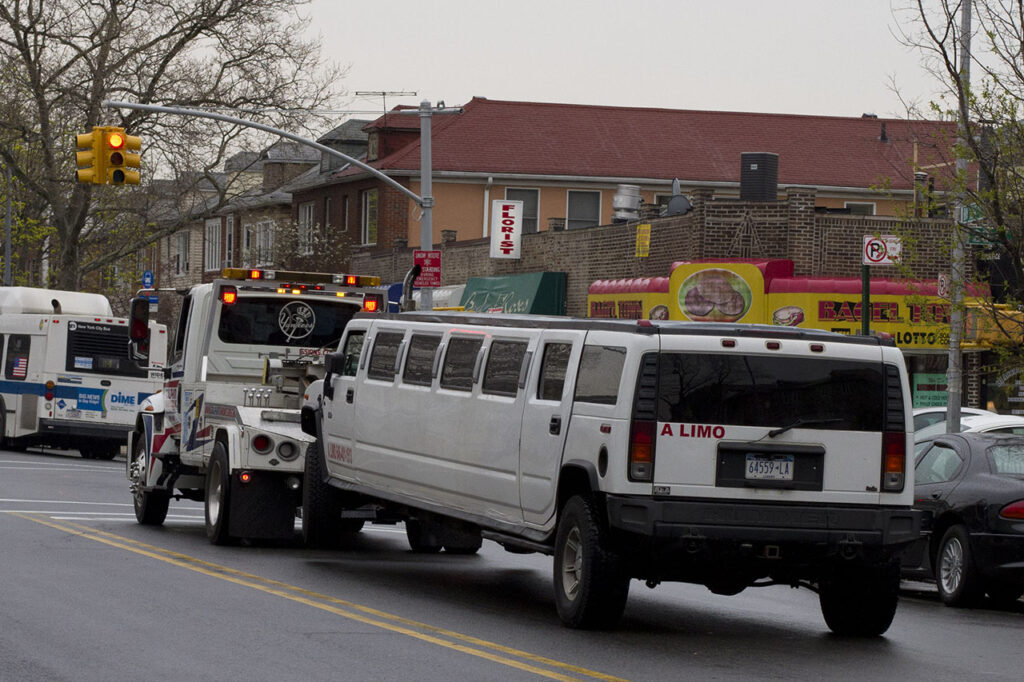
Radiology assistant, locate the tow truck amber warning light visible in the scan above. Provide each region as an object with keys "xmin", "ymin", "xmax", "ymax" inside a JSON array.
[{"xmin": 221, "ymin": 267, "xmax": 381, "ymax": 287}]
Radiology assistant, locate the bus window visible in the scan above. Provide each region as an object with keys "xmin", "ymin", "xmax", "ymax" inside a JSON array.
[{"xmin": 5, "ymin": 334, "xmax": 30, "ymax": 381}]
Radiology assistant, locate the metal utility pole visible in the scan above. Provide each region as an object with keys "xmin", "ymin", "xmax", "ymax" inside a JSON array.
[
  {"xmin": 947, "ymin": 0, "xmax": 972, "ymax": 433},
  {"xmin": 398, "ymin": 100, "xmax": 463, "ymax": 312}
]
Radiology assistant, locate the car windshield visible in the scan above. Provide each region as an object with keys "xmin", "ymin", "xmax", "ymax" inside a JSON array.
[{"xmin": 989, "ymin": 443, "xmax": 1024, "ymax": 475}]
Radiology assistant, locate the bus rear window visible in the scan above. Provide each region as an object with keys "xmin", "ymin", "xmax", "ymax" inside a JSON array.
[
  {"xmin": 66, "ymin": 322, "xmax": 146, "ymax": 378},
  {"xmin": 657, "ymin": 353, "xmax": 884, "ymax": 431}
]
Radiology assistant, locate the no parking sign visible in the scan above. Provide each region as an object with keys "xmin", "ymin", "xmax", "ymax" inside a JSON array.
[{"xmin": 863, "ymin": 235, "xmax": 901, "ymax": 265}]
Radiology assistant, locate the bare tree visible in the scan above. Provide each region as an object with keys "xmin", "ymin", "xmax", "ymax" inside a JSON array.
[
  {"xmin": 0, "ymin": 0, "xmax": 344, "ymax": 290},
  {"xmin": 896, "ymin": 0, "xmax": 1024, "ymax": 361}
]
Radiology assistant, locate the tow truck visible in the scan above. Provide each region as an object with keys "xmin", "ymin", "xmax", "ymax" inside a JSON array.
[{"xmin": 125, "ymin": 267, "xmax": 383, "ymax": 544}]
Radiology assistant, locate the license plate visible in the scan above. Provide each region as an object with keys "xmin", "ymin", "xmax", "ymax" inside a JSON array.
[{"xmin": 745, "ymin": 453, "xmax": 794, "ymax": 481}]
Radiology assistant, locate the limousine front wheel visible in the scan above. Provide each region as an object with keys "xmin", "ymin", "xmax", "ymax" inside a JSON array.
[{"xmin": 553, "ymin": 495, "xmax": 629, "ymax": 629}]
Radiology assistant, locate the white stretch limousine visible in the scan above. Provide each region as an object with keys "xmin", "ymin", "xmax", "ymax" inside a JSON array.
[{"xmin": 301, "ymin": 312, "xmax": 922, "ymax": 635}]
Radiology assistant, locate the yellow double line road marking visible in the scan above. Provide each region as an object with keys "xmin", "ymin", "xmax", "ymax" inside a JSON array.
[{"xmin": 14, "ymin": 513, "xmax": 626, "ymax": 682}]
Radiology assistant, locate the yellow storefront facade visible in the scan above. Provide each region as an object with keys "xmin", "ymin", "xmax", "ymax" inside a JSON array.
[{"xmin": 588, "ymin": 259, "xmax": 1019, "ymax": 410}]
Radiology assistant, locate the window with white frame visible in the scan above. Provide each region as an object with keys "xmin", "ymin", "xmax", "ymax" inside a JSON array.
[
  {"xmin": 567, "ymin": 190, "xmax": 601, "ymax": 230},
  {"xmin": 225, "ymin": 215, "xmax": 234, "ymax": 268},
  {"xmin": 361, "ymin": 189, "xmax": 378, "ymax": 245},
  {"xmin": 506, "ymin": 188, "xmax": 539, "ymax": 234},
  {"xmin": 242, "ymin": 224, "xmax": 254, "ymax": 267},
  {"xmin": 256, "ymin": 220, "xmax": 275, "ymax": 266},
  {"xmin": 298, "ymin": 201, "xmax": 315, "ymax": 255},
  {"xmin": 204, "ymin": 219, "xmax": 222, "ymax": 271},
  {"xmin": 174, "ymin": 231, "xmax": 190, "ymax": 275},
  {"xmin": 845, "ymin": 202, "xmax": 875, "ymax": 216}
]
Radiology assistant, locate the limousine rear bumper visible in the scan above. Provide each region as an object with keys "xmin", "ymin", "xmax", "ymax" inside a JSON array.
[{"xmin": 605, "ymin": 495, "xmax": 923, "ymax": 550}]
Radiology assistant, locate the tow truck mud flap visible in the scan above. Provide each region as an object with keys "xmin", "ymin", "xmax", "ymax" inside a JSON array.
[{"xmin": 228, "ymin": 471, "xmax": 298, "ymax": 540}]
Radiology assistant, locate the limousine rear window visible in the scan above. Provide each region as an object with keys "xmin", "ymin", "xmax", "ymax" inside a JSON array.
[
  {"xmin": 574, "ymin": 345, "xmax": 626, "ymax": 405},
  {"xmin": 538, "ymin": 343, "xmax": 572, "ymax": 401},
  {"xmin": 656, "ymin": 353, "xmax": 884, "ymax": 431}
]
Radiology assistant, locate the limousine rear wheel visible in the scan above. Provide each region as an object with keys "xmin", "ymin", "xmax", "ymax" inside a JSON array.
[
  {"xmin": 553, "ymin": 495, "xmax": 629, "ymax": 629},
  {"xmin": 818, "ymin": 561, "xmax": 899, "ymax": 636}
]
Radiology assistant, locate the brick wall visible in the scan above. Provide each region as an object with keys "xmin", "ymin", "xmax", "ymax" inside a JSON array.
[{"xmin": 350, "ymin": 187, "xmax": 961, "ymax": 317}]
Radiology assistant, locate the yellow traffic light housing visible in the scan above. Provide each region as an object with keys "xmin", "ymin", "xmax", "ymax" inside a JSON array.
[
  {"xmin": 75, "ymin": 129, "xmax": 105, "ymax": 184},
  {"xmin": 75, "ymin": 126, "xmax": 142, "ymax": 185},
  {"xmin": 105, "ymin": 128, "xmax": 142, "ymax": 185}
]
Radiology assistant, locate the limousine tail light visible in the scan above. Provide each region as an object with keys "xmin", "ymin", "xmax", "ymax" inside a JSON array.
[
  {"xmin": 629, "ymin": 420, "xmax": 655, "ymax": 481},
  {"xmin": 881, "ymin": 431, "xmax": 906, "ymax": 492}
]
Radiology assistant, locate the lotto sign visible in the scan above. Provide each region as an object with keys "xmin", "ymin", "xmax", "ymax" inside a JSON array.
[
  {"xmin": 863, "ymin": 235, "xmax": 902, "ymax": 265},
  {"xmin": 414, "ymin": 250, "xmax": 442, "ymax": 288},
  {"xmin": 490, "ymin": 199, "xmax": 523, "ymax": 259},
  {"xmin": 635, "ymin": 223, "xmax": 651, "ymax": 257}
]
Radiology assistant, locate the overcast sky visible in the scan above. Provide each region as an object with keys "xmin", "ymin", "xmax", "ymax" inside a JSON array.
[{"xmin": 305, "ymin": 0, "xmax": 940, "ymax": 121}]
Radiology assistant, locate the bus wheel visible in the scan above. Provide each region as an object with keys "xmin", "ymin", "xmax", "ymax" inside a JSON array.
[{"xmin": 130, "ymin": 436, "xmax": 169, "ymax": 526}]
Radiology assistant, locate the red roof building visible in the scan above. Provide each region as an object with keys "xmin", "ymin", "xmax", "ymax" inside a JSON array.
[{"xmin": 289, "ymin": 97, "xmax": 959, "ymax": 253}]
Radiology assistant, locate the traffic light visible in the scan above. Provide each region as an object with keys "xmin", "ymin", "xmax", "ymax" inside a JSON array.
[
  {"xmin": 105, "ymin": 127, "xmax": 141, "ymax": 185},
  {"xmin": 75, "ymin": 128, "xmax": 105, "ymax": 184}
]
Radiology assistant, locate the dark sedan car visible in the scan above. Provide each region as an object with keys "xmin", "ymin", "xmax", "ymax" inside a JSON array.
[{"xmin": 901, "ymin": 432, "xmax": 1024, "ymax": 606}]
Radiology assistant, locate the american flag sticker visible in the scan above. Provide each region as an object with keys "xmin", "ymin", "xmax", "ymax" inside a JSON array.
[{"xmin": 11, "ymin": 356, "xmax": 27, "ymax": 378}]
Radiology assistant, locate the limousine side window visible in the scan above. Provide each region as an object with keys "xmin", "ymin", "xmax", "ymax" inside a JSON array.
[
  {"xmin": 573, "ymin": 345, "xmax": 625, "ymax": 405},
  {"xmin": 367, "ymin": 331, "xmax": 404, "ymax": 381},
  {"xmin": 4, "ymin": 334, "xmax": 30, "ymax": 381},
  {"xmin": 403, "ymin": 334, "xmax": 441, "ymax": 386},
  {"xmin": 440, "ymin": 336, "xmax": 483, "ymax": 391},
  {"xmin": 538, "ymin": 343, "xmax": 572, "ymax": 400},
  {"xmin": 340, "ymin": 330, "xmax": 365, "ymax": 377},
  {"xmin": 482, "ymin": 340, "xmax": 528, "ymax": 396}
]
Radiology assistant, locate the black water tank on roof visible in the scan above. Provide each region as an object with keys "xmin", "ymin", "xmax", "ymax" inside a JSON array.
[{"xmin": 740, "ymin": 152, "xmax": 779, "ymax": 201}]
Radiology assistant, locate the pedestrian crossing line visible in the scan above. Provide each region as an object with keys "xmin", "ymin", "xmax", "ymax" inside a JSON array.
[{"xmin": 13, "ymin": 513, "xmax": 627, "ymax": 682}]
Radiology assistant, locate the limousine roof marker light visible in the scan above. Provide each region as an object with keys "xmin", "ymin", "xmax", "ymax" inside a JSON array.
[{"xmin": 721, "ymin": 338, "xmax": 737, "ymax": 348}]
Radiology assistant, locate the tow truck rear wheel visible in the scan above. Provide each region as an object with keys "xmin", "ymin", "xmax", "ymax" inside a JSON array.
[
  {"xmin": 818, "ymin": 560, "xmax": 899, "ymax": 636},
  {"xmin": 130, "ymin": 435, "xmax": 169, "ymax": 526},
  {"xmin": 205, "ymin": 443, "xmax": 234, "ymax": 545},
  {"xmin": 553, "ymin": 495, "xmax": 630, "ymax": 630}
]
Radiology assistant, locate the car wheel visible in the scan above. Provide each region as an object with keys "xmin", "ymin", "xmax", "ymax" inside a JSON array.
[
  {"xmin": 818, "ymin": 561, "xmax": 899, "ymax": 636},
  {"xmin": 553, "ymin": 495, "xmax": 630, "ymax": 630},
  {"xmin": 129, "ymin": 435, "xmax": 169, "ymax": 526},
  {"xmin": 405, "ymin": 519, "xmax": 442, "ymax": 553},
  {"xmin": 205, "ymin": 443, "xmax": 234, "ymax": 546},
  {"xmin": 936, "ymin": 525, "xmax": 983, "ymax": 607}
]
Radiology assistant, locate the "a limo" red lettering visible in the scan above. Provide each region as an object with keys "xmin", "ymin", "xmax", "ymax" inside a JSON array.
[{"xmin": 659, "ymin": 423, "xmax": 726, "ymax": 439}]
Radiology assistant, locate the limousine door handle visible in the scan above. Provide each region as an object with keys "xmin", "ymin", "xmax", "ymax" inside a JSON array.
[
  {"xmin": 346, "ymin": 388, "xmax": 354, "ymax": 404},
  {"xmin": 549, "ymin": 416, "xmax": 561, "ymax": 435}
]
